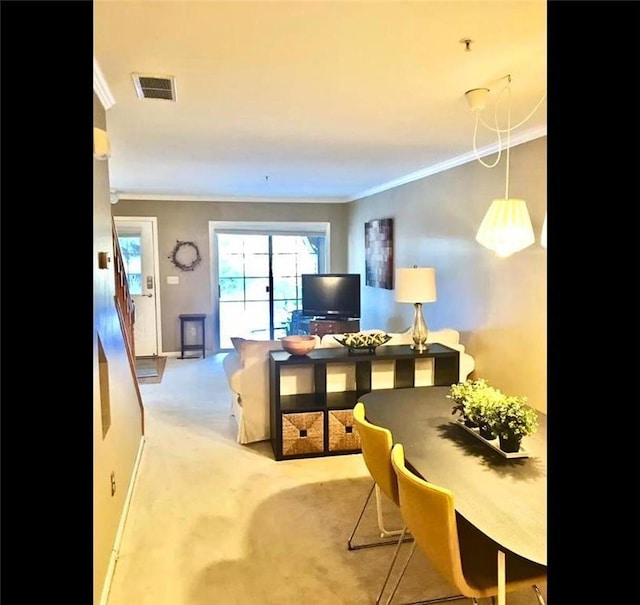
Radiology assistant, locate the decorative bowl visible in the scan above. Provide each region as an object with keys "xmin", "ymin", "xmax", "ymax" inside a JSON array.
[
  {"xmin": 333, "ymin": 332, "xmax": 392, "ymax": 353},
  {"xmin": 281, "ymin": 335, "xmax": 317, "ymax": 356}
]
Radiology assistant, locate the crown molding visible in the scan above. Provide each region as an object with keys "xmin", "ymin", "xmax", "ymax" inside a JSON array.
[
  {"xmin": 112, "ymin": 127, "xmax": 546, "ymax": 204},
  {"xmin": 116, "ymin": 192, "xmax": 350, "ymax": 204},
  {"xmin": 94, "ymin": 58, "xmax": 116, "ymax": 110},
  {"xmin": 349, "ymin": 125, "xmax": 547, "ymax": 202}
]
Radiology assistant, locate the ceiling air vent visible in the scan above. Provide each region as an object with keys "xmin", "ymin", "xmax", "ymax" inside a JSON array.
[{"xmin": 132, "ymin": 73, "xmax": 177, "ymax": 101}]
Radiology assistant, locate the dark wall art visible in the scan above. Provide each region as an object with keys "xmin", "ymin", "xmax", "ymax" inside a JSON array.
[{"xmin": 364, "ymin": 218, "xmax": 393, "ymax": 289}]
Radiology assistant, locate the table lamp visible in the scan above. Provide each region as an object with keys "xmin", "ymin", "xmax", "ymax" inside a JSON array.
[{"xmin": 395, "ymin": 266, "xmax": 437, "ymax": 352}]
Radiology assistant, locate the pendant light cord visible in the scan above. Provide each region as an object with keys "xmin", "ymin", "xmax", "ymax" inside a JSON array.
[
  {"xmin": 472, "ymin": 113, "xmax": 502, "ymax": 168},
  {"xmin": 505, "ymin": 86, "xmax": 511, "ymax": 199},
  {"xmin": 479, "ymin": 90, "xmax": 546, "ymax": 133},
  {"xmin": 470, "ymin": 76, "xmax": 546, "ymax": 169}
]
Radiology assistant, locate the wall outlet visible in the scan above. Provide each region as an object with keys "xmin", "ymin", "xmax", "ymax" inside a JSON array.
[
  {"xmin": 190, "ymin": 326, "xmax": 197, "ymax": 336},
  {"xmin": 110, "ymin": 471, "xmax": 116, "ymax": 496}
]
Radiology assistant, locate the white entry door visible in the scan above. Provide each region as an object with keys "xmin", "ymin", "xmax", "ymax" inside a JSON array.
[{"xmin": 114, "ymin": 217, "xmax": 160, "ymax": 357}]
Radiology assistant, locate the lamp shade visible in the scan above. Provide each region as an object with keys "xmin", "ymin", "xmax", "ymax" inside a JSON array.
[
  {"xmin": 475, "ymin": 198, "xmax": 535, "ymax": 258},
  {"xmin": 395, "ymin": 267, "xmax": 437, "ymax": 303}
]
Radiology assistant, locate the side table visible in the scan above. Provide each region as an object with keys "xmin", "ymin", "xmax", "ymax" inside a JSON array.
[{"xmin": 179, "ymin": 314, "xmax": 206, "ymax": 359}]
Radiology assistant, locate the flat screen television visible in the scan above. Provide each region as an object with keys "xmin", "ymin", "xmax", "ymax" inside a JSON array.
[{"xmin": 301, "ymin": 273, "xmax": 361, "ymax": 319}]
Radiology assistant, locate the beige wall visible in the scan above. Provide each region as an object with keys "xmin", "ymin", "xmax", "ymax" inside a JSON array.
[
  {"xmin": 111, "ymin": 138, "xmax": 546, "ymax": 411},
  {"xmin": 348, "ymin": 137, "xmax": 547, "ymax": 412},
  {"xmin": 93, "ymin": 93, "xmax": 145, "ymax": 605},
  {"xmin": 112, "ymin": 200, "xmax": 350, "ymax": 353}
]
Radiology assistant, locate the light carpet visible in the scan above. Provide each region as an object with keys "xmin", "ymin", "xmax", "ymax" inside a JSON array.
[
  {"xmin": 135, "ymin": 356, "xmax": 167, "ymax": 384},
  {"xmin": 105, "ymin": 354, "xmax": 547, "ymax": 605}
]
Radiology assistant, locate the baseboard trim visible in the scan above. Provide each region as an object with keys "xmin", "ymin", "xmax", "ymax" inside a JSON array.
[
  {"xmin": 164, "ymin": 350, "xmax": 214, "ymax": 358},
  {"xmin": 99, "ymin": 436, "xmax": 146, "ymax": 605}
]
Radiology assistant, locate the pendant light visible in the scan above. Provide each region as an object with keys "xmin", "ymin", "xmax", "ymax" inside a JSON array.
[{"xmin": 474, "ymin": 83, "xmax": 535, "ymax": 257}]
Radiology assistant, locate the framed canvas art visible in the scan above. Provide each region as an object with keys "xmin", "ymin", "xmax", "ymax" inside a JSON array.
[{"xmin": 364, "ymin": 218, "xmax": 393, "ymax": 289}]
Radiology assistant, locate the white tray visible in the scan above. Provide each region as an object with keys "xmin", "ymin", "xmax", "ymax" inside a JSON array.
[{"xmin": 454, "ymin": 419, "xmax": 530, "ymax": 459}]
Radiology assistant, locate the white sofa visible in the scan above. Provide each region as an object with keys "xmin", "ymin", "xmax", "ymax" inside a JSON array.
[{"xmin": 223, "ymin": 328, "xmax": 475, "ymax": 445}]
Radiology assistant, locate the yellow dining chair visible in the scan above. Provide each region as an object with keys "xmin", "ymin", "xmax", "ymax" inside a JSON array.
[
  {"xmin": 347, "ymin": 401, "xmax": 412, "ymax": 604},
  {"xmin": 386, "ymin": 443, "xmax": 547, "ymax": 605},
  {"xmin": 348, "ymin": 402, "xmax": 405, "ymax": 548}
]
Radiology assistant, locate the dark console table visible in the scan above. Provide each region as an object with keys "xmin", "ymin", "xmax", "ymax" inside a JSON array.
[{"xmin": 269, "ymin": 343, "xmax": 459, "ymax": 460}]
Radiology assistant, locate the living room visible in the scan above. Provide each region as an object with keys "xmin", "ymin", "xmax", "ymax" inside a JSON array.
[
  {"xmin": 109, "ymin": 132, "xmax": 546, "ymax": 406},
  {"xmin": 93, "ymin": 3, "xmax": 547, "ymax": 604},
  {"xmin": 94, "ymin": 111, "xmax": 547, "ymax": 605}
]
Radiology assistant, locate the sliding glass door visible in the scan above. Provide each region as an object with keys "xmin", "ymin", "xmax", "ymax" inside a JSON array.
[{"xmin": 214, "ymin": 229, "xmax": 327, "ymax": 350}]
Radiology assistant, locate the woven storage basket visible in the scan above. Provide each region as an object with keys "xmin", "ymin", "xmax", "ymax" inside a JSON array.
[
  {"xmin": 282, "ymin": 412, "xmax": 324, "ymax": 456},
  {"xmin": 328, "ymin": 409, "xmax": 361, "ymax": 451}
]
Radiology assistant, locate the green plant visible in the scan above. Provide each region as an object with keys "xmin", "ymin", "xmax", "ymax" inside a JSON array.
[
  {"xmin": 464, "ymin": 386, "xmax": 504, "ymax": 428},
  {"xmin": 485, "ymin": 395, "xmax": 539, "ymax": 440},
  {"xmin": 448, "ymin": 378, "xmax": 495, "ymax": 423}
]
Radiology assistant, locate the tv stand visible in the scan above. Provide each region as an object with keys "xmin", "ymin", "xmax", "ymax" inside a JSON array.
[{"xmin": 310, "ymin": 318, "xmax": 359, "ymax": 337}]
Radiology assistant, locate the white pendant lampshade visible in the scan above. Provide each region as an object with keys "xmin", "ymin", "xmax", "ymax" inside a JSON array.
[
  {"xmin": 468, "ymin": 78, "xmax": 544, "ymax": 259},
  {"xmin": 540, "ymin": 212, "xmax": 547, "ymax": 248},
  {"xmin": 475, "ymin": 198, "xmax": 535, "ymax": 258},
  {"xmin": 395, "ymin": 267, "xmax": 437, "ymax": 352}
]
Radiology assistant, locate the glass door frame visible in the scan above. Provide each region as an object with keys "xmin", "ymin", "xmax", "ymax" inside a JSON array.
[
  {"xmin": 209, "ymin": 221, "xmax": 331, "ymax": 353},
  {"xmin": 114, "ymin": 216, "xmax": 163, "ymax": 357}
]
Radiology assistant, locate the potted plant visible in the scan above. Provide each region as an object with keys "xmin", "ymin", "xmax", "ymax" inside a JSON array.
[
  {"xmin": 448, "ymin": 378, "xmax": 492, "ymax": 428},
  {"xmin": 485, "ymin": 394, "xmax": 539, "ymax": 453},
  {"xmin": 464, "ymin": 386, "xmax": 504, "ymax": 440}
]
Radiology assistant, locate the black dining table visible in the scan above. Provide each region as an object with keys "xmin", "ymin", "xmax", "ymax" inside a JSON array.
[{"xmin": 360, "ymin": 385, "xmax": 547, "ymax": 568}]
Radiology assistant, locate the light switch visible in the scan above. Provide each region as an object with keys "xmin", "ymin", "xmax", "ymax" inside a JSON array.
[{"xmin": 167, "ymin": 276, "xmax": 179, "ymax": 285}]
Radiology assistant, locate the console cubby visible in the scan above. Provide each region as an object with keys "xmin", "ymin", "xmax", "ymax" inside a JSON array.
[{"xmin": 269, "ymin": 343, "xmax": 459, "ymax": 460}]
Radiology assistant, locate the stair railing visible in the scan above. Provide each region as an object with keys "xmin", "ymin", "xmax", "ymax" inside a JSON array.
[
  {"xmin": 112, "ymin": 220, "xmax": 136, "ymax": 360},
  {"xmin": 112, "ymin": 218, "xmax": 145, "ymax": 433}
]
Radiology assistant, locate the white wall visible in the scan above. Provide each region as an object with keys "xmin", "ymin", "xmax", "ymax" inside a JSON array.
[{"xmin": 93, "ymin": 92, "xmax": 145, "ymax": 605}]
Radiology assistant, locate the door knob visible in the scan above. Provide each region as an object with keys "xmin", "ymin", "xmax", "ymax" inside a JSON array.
[{"xmin": 142, "ymin": 293, "xmax": 153, "ymax": 298}]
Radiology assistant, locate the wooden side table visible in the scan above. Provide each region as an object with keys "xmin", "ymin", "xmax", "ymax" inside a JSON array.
[
  {"xmin": 309, "ymin": 318, "xmax": 360, "ymax": 337},
  {"xmin": 179, "ymin": 314, "xmax": 206, "ymax": 359}
]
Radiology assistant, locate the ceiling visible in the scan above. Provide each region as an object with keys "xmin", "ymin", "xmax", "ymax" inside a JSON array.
[{"xmin": 94, "ymin": 0, "xmax": 547, "ymax": 203}]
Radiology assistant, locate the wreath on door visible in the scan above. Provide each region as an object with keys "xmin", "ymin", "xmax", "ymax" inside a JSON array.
[{"xmin": 168, "ymin": 240, "xmax": 202, "ymax": 272}]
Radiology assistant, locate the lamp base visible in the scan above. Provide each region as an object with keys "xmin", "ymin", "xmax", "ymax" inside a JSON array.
[
  {"xmin": 410, "ymin": 342, "xmax": 431, "ymax": 353},
  {"xmin": 410, "ymin": 302, "xmax": 430, "ymax": 353}
]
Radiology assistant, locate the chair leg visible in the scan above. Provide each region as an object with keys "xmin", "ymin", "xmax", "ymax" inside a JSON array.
[
  {"xmin": 375, "ymin": 484, "xmax": 405, "ymax": 538},
  {"xmin": 406, "ymin": 597, "xmax": 469, "ymax": 605},
  {"xmin": 347, "ymin": 482, "xmax": 375, "ymax": 550},
  {"xmin": 348, "ymin": 482, "xmax": 412, "ymax": 551},
  {"xmin": 384, "ymin": 541, "xmax": 417, "ymax": 604},
  {"xmin": 532, "ymin": 585, "xmax": 545, "ymax": 605},
  {"xmin": 382, "ymin": 538, "xmax": 467, "ymax": 605},
  {"xmin": 375, "ymin": 526, "xmax": 409, "ymax": 604}
]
